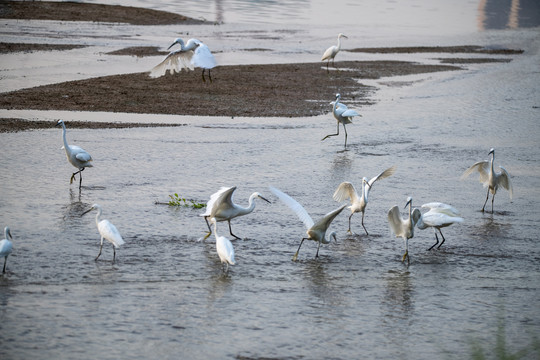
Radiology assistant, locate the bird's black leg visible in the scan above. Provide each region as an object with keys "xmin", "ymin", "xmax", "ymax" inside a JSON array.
[
  {"xmin": 208, "ymin": 69, "xmax": 213, "ymax": 83},
  {"xmin": 481, "ymin": 188, "xmax": 490, "ymax": 212},
  {"xmin": 204, "ymin": 216, "xmax": 212, "ymax": 232},
  {"xmin": 228, "ymin": 220, "xmax": 241, "ymax": 240},
  {"xmin": 347, "ymin": 213, "xmax": 353, "ymax": 233},
  {"xmin": 201, "ymin": 69, "xmax": 206, "ymax": 82},
  {"xmin": 112, "ymin": 247, "xmax": 116, "ymax": 264},
  {"xmin": 2, "ymin": 258, "xmax": 6, "ymax": 273},
  {"xmin": 292, "ymin": 238, "xmax": 306, "ymax": 261},
  {"xmin": 428, "ymin": 232, "xmax": 439, "ymax": 251},
  {"xmin": 343, "ymin": 124, "xmax": 348, "ymax": 148},
  {"xmin": 321, "ymin": 122, "xmax": 340, "ymax": 141},
  {"xmin": 315, "ymin": 240, "xmax": 322, "ymax": 258},
  {"xmin": 437, "ymin": 229, "xmax": 447, "ymax": 249},
  {"xmin": 491, "ymin": 193, "xmax": 495, "ymax": 213},
  {"xmin": 78, "ymin": 167, "xmax": 85, "ymax": 190},
  {"xmin": 361, "ymin": 212, "xmax": 368, "ymax": 235},
  {"xmin": 95, "ymin": 242, "xmax": 103, "ymax": 261}
]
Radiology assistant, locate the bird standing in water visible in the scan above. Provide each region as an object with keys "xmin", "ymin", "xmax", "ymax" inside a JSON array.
[
  {"xmin": 416, "ymin": 202, "xmax": 463, "ymax": 250},
  {"xmin": 0, "ymin": 227, "xmax": 13, "ymax": 273},
  {"xmin": 210, "ymin": 218, "xmax": 235, "ymax": 272},
  {"xmin": 56, "ymin": 120, "xmax": 93, "ymax": 190},
  {"xmin": 387, "ymin": 197, "xmax": 422, "ymax": 265},
  {"xmin": 322, "ymin": 93, "xmax": 360, "ymax": 148},
  {"xmin": 82, "ymin": 204, "xmax": 125, "ymax": 264}
]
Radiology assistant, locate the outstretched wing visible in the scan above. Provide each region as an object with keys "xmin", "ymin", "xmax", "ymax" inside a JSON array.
[
  {"xmin": 499, "ymin": 166, "xmax": 513, "ymax": 199},
  {"xmin": 269, "ymin": 186, "xmax": 314, "ymax": 230},
  {"xmin": 333, "ymin": 182, "xmax": 359, "ymax": 203},
  {"xmin": 201, "ymin": 186, "xmax": 236, "ymax": 217},
  {"xmin": 411, "ymin": 208, "xmax": 422, "ymax": 227},
  {"xmin": 387, "ymin": 205, "xmax": 405, "ymax": 237},
  {"xmin": 421, "ymin": 202, "xmax": 460, "ymax": 217},
  {"xmin": 368, "ymin": 165, "xmax": 396, "ymax": 187},
  {"xmin": 149, "ymin": 50, "xmax": 194, "ymax": 78},
  {"xmin": 461, "ymin": 160, "xmax": 490, "ymax": 185},
  {"xmin": 311, "ymin": 204, "xmax": 346, "ymax": 234}
]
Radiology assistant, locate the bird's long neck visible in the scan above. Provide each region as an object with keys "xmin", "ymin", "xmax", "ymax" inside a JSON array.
[
  {"xmin": 240, "ymin": 194, "xmax": 258, "ymax": 215},
  {"xmin": 212, "ymin": 220, "xmax": 218, "ymax": 239},
  {"xmin": 333, "ymin": 98, "xmax": 340, "ymax": 113},
  {"xmin": 4, "ymin": 228, "xmax": 10, "ymax": 241},
  {"xmin": 490, "ymin": 152, "xmax": 495, "ymax": 174},
  {"xmin": 95, "ymin": 208, "xmax": 102, "ymax": 227},
  {"xmin": 362, "ymin": 182, "xmax": 369, "ymax": 203},
  {"xmin": 336, "ymin": 36, "xmax": 342, "ymax": 51},
  {"xmin": 60, "ymin": 122, "xmax": 69, "ymax": 151}
]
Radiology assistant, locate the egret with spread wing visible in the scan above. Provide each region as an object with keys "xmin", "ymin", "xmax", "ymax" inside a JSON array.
[
  {"xmin": 416, "ymin": 202, "xmax": 463, "ymax": 250},
  {"xmin": 82, "ymin": 204, "xmax": 125, "ymax": 264},
  {"xmin": 269, "ymin": 186, "xmax": 346, "ymax": 261},
  {"xmin": 322, "ymin": 93, "xmax": 360, "ymax": 148},
  {"xmin": 201, "ymin": 186, "xmax": 270, "ymax": 240},
  {"xmin": 461, "ymin": 148, "xmax": 513, "ymax": 213},
  {"xmin": 334, "ymin": 165, "xmax": 396, "ymax": 234},
  {"xmin": 321, "ymin": 33, "xmax": 348, "ymax": 71},
  {"xmin": 56, "ymin": 120, "xmax": 93, "ymax": 190},
  {"xmin": 0, "ymin": 227, "xmax": 13, "ymax": 273},
  {"xmin": 150, "ymin": 38, "xmax": 217, "ymax": 82},
  {"xmin": 387, "ymin": 197, "xmax": 422, "ymax": 264}
]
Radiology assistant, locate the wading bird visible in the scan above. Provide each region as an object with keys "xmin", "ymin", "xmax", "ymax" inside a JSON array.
[
  {"xmin": 416, "ymin": 203, "xmax": 463, "ymax": 250},
  {"xmin": 201, "ymin": 187, "xmax": 270, "ymax": 240},
  {"xmin": 269, "ymin": 186, "xmax": 346, "ymax": 261},
  {"xmin": 56, "ymin": 120, "xmax": 93, "ymax": 190},
  {"xmin": 321, "ymin": 33, "xmax": 348, "ymax": 71},
  {"xmin": 210, "ymin": 218, "xmax": 235, "ymax": 272},
  {"xmin": 321, "ymin": 93, "xmax": 360, "ymax": 148},
  {"xmin": 0, "ymin": 227, "xmax": 13, "ymax": 273},
  {"xmin": 387, "ymin": 197, "xmax": 421, "ymax": 265},
  {"xmin": 333, "ymin": 165, "xmax": 396, "ymax": 234},
  {"xmin": 82, "ymin": 204, "xmax": 125, "ymax": 264},
  {"xmin": 461, "ymin": 148, "xmax": 513, "ymax": 213},
  {"xmin": 150, "ymin": 38, "xmax": 217, "ymax": 82}
]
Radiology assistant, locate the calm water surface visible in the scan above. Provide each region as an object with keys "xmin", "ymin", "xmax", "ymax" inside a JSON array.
[{"xmin": 1, "ymin": 1, "xmax": 540, "ymax": 359}]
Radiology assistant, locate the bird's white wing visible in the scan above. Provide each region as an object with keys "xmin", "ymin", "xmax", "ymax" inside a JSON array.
[
  {"xmin": 461, "ymin": 160, "xmax": 490, "ymax": 185},
  {"xmin": 499, "ymin": 166, "xmax": 513, "ymax": 199},
  {"xmin": 192, "ymin": 43, "xmax": 216, "ymax": 69},
  {"xmin": 211, "ymin": 186, "xmax": 237, "ymax": 216},
  {"xmin": 420, "ymin": 211, "xmax": 463, "ymax": 228},
  {"xmin": 98, "ymin": 220, "xmax": 125, "ymax": 247},
  {"xmin": 333, "ymin": 182, "xmax": 359, "ymax": 203},
  {"xmin": 387, "ymin": 205, "xmax": 405, "ymax": 237},
  {"xmin": 75, "ymin": 150, "xmax": 92, "ymax": 162},
  {"xmin": 368, "ymin": 165, "xmax": 397, "ymax": 187},
  {"xmin": 216, "ymin": 237, "xmax": 235, "ymax": 265},
  {"xmin": 269, "ymin": 187, "xmax": 314, "ymax": 230},
  {"xmin": 149, "ymin": 50, "xmax": 194, "ymax": 78},
  {"xmin": 201, "ymin": 186, "xmax": 236, "ymax": 216},
  {"xmin": 321, "ymin": 45, "xmax": 337, "ymax": 61},
  {"xmin": 411, "ymin": 208, "xmax": 422, "ymax": 228},
  {"xmin": 421, "ymin": 202, "xmax": 460, "ymax": 217},
  {"xmin": 311, "ymin": 204, "xmax": 347, "ymax": 234},
  {"xmin": 341, "ymin": 109, "xmax": 360, "ymax": 118},
  {"xmin": 0, "ymin": 239, "xmax": 13, "ymax": 257}
]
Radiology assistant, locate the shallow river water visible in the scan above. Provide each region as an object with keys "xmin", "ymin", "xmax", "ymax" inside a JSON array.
[{"xmin": 1, "ymin": 1, "xmax": 540, "ymax": 359}]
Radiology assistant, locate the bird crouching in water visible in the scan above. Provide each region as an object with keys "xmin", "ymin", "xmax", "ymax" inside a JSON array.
[
  {"xmin": 150, "ymin": 38, "xmax": 217, "ymax": 82},
  {"xmin": 461, "ymin": 148, "xmax": 513, "ymax": 213},
  {"xmin": 56, "ymin": 120, "xmax": 93, "ymax": 190}
]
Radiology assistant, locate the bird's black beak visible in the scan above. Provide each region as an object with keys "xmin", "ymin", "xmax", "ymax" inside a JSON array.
[
  {"xmin": 167, "ymin": 42, "xmax": 176, "ymax": 50},
  {"xmin": 260, "ymin": 195, "xmax": 271, "ymax": 204},
  {"xmin": 81, "ymin": 208, "xmax": 93, "ymax": 217}
]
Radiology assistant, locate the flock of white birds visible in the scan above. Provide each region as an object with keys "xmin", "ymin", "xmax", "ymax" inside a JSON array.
[{"xmin": 0, "ymin": 35, "xmax": 514, "ymax": 274}]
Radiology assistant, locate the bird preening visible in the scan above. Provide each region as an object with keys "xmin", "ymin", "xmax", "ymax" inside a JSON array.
[
  {"xmin": 56, "ymin": 120, "xmax": 93, "ymax": 191},
  {"xmin": 82, "ymin": 204, "xmax": 125, "ymax": 264},
  {"xmin": 150, "ymin": 37, "xmax": 217, "ymax": 82},
  {"xmin": 321, "ymin": 33, "xmax": 348, "ymax": 72},
  {"xmin": 322, "ymin": 93, "xmax": 361, "ymax": 148},
  {"xmin": 461, "ymin": 148, "xmax": 513, "ymax": 213}
]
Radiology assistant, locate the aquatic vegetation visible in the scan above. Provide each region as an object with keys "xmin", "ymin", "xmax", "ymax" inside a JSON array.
[{"xmin": 167, "ymin": 193, "xmax": 206, "ymax": 209}]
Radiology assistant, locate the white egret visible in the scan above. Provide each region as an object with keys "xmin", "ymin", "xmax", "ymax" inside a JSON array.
[
  {"xmin": 210, "ymin": 218, "xmax": 235, "ymax": 272},
  {"xmin": 461, "ymin": 148, "xmax": 513, "ymax": 213},
  {"xmin": 416, "ymin": 202, "xmax": 463, "ymax": 250},
  {"xmin": 150, "ymin": 38, "xmax": 217, "ymax": 82},
  {"xmin": 387, "ymin": 197, "xmax": 422, "ymax": 264},
  {"xmin": 201, "ymin": 186, "xmax": 271, "ymax": 240},
  {"xmin": 269, "ymin": 186, "xmax": 346, "ymax": 261},
  {"xmin": 82, "ymin": 204, "xmax": 125, "ymax": 264},
  {"xmin": 56, "ymin": 120, "xmax": 93, "ymax": 190},
  {"xmin": 333, "ymin": 165, "xmax": 397, "ymax": 234},
  {"xmin": 321, "ymin": 33, "xmax": 348, "ymax": 71},
  {"xmin": 0, "ymin": 227, "xmax": 13, "ymax": 273},
  {"xmin": 321, "ymin": 93, "xmax": 360, "ymax": 148}
]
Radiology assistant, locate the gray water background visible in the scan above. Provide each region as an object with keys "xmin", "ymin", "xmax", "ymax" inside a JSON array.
[{"xmin": 1, "ymin": 0, "xmax": 540, "ymax": 359}]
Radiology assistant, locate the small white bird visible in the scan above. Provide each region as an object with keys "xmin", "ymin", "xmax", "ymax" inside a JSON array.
[
  {"xmin": 321, "ymin": 93, "xmax": 360, "ymax": 148},
  {"xmin": 150, "ymin": 38, "xmax": 217, "ymax": 82},
  {"xmin": 0, "ymin": 227, "xmax": 13, "ymax": 273},
  {"xmin": 210, "ymin": 218, "xmax": 235, "ymax": 272},
  {"xmin": 82, "ymin": 204, "xmax": 125, "ymax": 264},
  {"xmin": 416, "ymin": 202, "xmax": 464, "ymax": 250},
  {"xmin": 269, "ymin": 186, "xmax": 346, "ymax": 261},
  {"xmin": 321, "ymin": 33, "xmax": 348, "ymax": 71},
  {"xmin": 387, "ymin": 197, "xmax": 422, "ymax": 264},
  {"xmin": 201, "ymin": 186, "xmax": 270, "ymax": 240},
  {"xmin": 461, "ymin": 148, "xmax": 513, "ymax": 213},
  {"xmin": 56, "ymin": 120, "xmax": 93, "ymax": 190},
  {"xmin": 333, "ymin": 165, "xmax": 396, "ymax": 234}
]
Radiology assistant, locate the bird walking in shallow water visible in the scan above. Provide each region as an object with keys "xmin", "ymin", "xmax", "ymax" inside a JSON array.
[
  {"xmin": 210, "ymin": 218, "xmax": 235, "ymax": 272},
  {"xmin": 333, "ymin": 165, "xmax": 396, "ymax": 235},
  {"xmin": 0, "ymin": 227, "xmax": 13, "ymax": 273},
  {"xmin": 461, "ymin": 148, "xmax": 513, "ymax": 213},
  {"xmin": 270, "ymin": 186, "xmax": 346, "ymax": 261},
  {"xmin": 150, "ymin": 38, "xmax": 217, "ymax": 82},
  {"xmin": 82, "ymin": 204, "xmax": 125, "ymax": 264},
  {"xmin": 321, "ymin": 93, "xmax": 360, "ymax": 148},
  {"xmin": 387, "ymin": 197, "xmax": 422, "ymax": 264},
  {"xmin": 56, "ymin": 120, "xmax": 93, "ymax": 190},
  {"xmin": 200, "ymin": 186, "xmax": 270, "ymax": 240},
  {"xmin": 416, "ymin": 202, "xmax": 463, "ymax": 250},
  {"xmin": 321, "ymin": 33, "xmax": 348, "ymax": 72}
]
